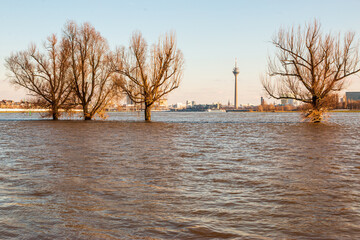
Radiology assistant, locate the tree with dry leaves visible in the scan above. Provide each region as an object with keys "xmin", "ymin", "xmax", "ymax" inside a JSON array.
[
  {"xmin": 115, "ymin": 32, "xmax": 184, "ymax": 121},
  {"xmin": 64, "ymin": 21, "xmax": 118, "ymax": 120},
  {"xmin": 262, "ymin": 20, "xmax": 360, "ymax": 122},
  {"xmin": 6, "ymin": 35, "xmax": 72, "ymax": 120}
]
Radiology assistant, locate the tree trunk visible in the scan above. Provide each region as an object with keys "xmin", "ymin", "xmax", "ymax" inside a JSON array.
[
  {"xmin": 52, "ymin": 106, "xmax": 59, "ymax": 120},
  {"xmin": 310, "ymin": 95, "xmax": 322, "ymax": 123},
  {"xmin": 144, "ymin": 104, "xmax": 152, "ymax": 121},
  {"xmin": 52, "ymin": 111, "xmax": 59, "ymax": 120},
  {"xmin": 312, "ymin": 95, "xmax": 319, "ymax": 110},
  {"xmin": 83, "ymin": 105, "xmax": 92, "ymax": 120}
]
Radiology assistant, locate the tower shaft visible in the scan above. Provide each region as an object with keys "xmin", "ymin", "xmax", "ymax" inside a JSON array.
[
  {"xmin": 232, "ymin": 59, "xmax": 239, "ymax": 109},
  {"xmin": 234, "ymin": 75, "xmax": 238, "ymax": 109}
]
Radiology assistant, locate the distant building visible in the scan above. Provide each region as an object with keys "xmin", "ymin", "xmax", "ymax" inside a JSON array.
[
  {"xmin": 281, "ymin": 99, "xmax": 288, "ymax": 105},
  {"xmin": 174, "ymin": 102, "xmax": 185, "ymax": 109},
  {"xmin": 186, "ymin": 100, "xmax": 193, "ymax": 108},
  {"xmin": 214, "ymin": 102, "xmax": 221, "ymax": 109},
  {"xmin": 280, "ymin": 99, "xmax": 294, "ymax": 106},
  {"xmin": 143, "ymin": 98, "xmax": 167, "ymax": 111},
  {"xmin": 346, "ymin": 92, "xmax": 360, "ymax": 102},
  {"xmin": 260, "ymin": 97, "xmax": 265, "ymax": 106},
  {"xmin": 157, "ymin": 99, "xmax": 167, "ymax": 107},
  {"xmin": 185, "ymin": 100, "xmax": 197, "ymax": 109},
  {"xmin": 126, "ymin": 95, "xmax": 134, "ymax": 106}
]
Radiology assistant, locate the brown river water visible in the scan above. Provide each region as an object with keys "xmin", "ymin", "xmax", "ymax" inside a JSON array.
[{"xmin": 0, "ymin": 112, "xmax": 359, "ymax": 239}]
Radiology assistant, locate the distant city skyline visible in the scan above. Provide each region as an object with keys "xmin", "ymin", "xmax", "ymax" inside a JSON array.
[{"xmin": 1, "ymin": 0, "xmax": 360, "ymax": 105}]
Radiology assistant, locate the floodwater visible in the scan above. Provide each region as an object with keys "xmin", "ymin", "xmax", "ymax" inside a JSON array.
[{"xmin": 0, "ymin": 112, "xmax": 360, "ymax": 239}]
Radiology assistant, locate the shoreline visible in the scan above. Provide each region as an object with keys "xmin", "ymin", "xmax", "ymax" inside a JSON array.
[
  {"xmin": 0, "ymin": 109, "xmax": 83, "ymax": 113},
  {"xmin": 1, "ymin": 109, "xmax": 360, "ymax": 113}
]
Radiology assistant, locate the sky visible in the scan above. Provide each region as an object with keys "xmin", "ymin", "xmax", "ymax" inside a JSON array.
[{"xmin": 1, "ymin": 0, "xmax": 360, "ymax": 105}]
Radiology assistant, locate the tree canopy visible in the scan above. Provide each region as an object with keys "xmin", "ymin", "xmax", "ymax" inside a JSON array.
[{"xmin": 262, "ymin": 20, "xmax": 360, "ymax": 122}]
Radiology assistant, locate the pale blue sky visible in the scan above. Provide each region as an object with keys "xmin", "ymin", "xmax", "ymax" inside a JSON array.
[{"xmin": 1, "ymin": 0, "xmax": 360, "ymax": 105}]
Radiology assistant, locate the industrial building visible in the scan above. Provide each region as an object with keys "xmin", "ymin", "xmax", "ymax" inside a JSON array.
[{"xmin": 346, "ymin": 92, "xmax": 360, "ymax": 102}]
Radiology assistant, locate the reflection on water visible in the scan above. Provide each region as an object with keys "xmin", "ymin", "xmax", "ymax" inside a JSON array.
[{"xmin": 0, "ymin": 112, "xmax": 360, "ymax": 239}]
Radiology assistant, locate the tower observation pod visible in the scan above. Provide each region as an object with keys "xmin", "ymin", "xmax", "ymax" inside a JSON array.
[{"xmin": 233, "ymin": 59, "xmax": 240, "ymax": 109}]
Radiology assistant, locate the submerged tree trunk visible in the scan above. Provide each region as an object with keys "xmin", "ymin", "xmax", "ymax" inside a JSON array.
[
  {"xmin": 145, "ymin": 104, "xmax": 152, "ymax": 121},
  {"xmin": 52, "ymin": 109, "xmax": 59, "ymax": 120},
  {"xmin": 51, "ymin": 104, "xmax": 60, "ymax": 120},
  {"xmin": 83, "ymin": 105, "xmax": 92, "ymax": 120},
  {"xmin": 305, "ymin": 95, "xmax": 322, "ymax": 123}
]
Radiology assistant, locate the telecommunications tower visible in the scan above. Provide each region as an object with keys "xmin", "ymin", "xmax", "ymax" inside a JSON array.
[{"xmin": 233, "ymin": 59, "xmax": 240, "ymax": 109}]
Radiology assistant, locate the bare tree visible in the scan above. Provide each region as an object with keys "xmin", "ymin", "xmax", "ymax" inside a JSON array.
[
  {"xmin": 262, "ymin": 20, "xmax": 360, "ymax": 122},
  {"xmin": 115, "ymin": 32, "xmax": 184, "ymax": 121},
  {"xmin": 6, "ymin": 34, "xmax": 72, "ymax": 120},
  {"xmin": 64, "ymin": 21, "xmax": 117, "ymax": 120}
]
